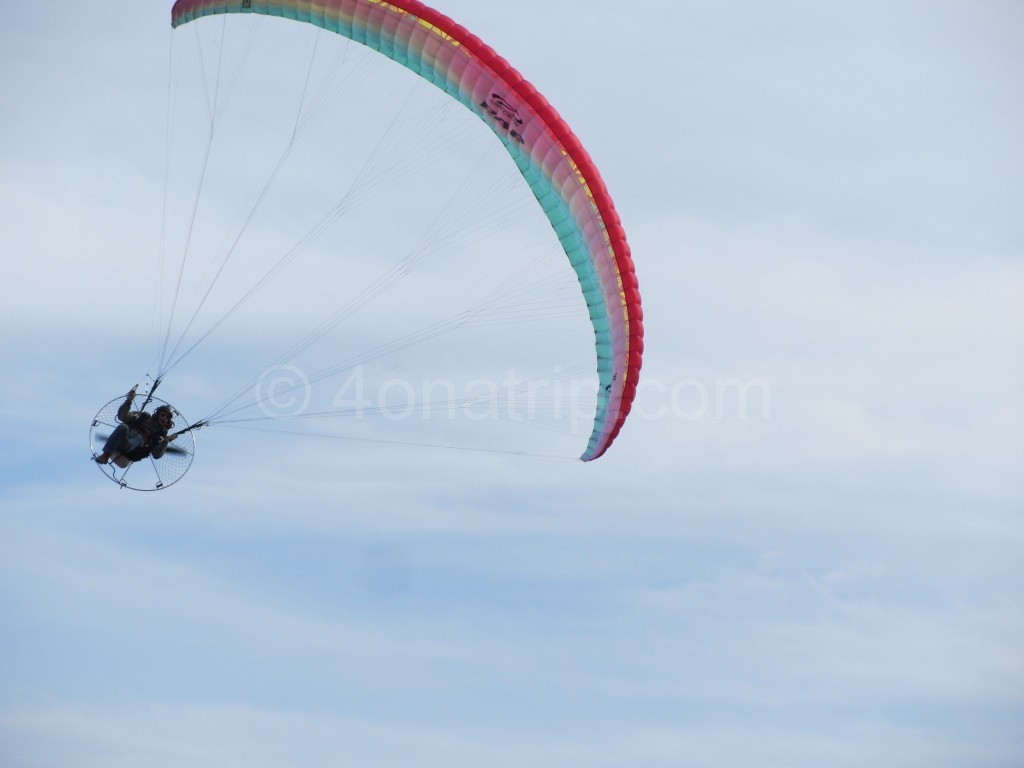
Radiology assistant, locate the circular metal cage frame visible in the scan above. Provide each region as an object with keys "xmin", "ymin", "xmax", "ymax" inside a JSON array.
[{"xmin": 90, "ymin": 396, "xmax": 196, "ymax": 491}]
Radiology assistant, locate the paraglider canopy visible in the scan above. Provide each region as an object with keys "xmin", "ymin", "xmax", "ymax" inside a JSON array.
[{"xmin": 170, "ymin": 0, "xmax": 644, "ymax": 461}]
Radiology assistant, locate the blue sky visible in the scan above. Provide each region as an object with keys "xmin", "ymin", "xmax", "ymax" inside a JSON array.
[{"xmin": 2, "ymin": 1, "xmax": 1023, "ymax": 766}]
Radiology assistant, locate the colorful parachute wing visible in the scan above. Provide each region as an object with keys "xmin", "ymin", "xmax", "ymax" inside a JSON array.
[{"xmin": 171, "ymin": 0, "xmax": 643, "ymax": 460}]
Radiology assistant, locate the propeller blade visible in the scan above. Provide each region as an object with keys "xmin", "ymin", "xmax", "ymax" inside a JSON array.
[{"xmin": 96, "ymin": 433, "xmax": 190, "ymax": 455}]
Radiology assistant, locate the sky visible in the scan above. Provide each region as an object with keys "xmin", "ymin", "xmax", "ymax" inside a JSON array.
[{"xmin": 2, "ymin": 1, "xmax": 1023, "ymax": 766}]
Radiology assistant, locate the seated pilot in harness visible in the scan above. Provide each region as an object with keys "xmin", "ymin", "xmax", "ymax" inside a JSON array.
[{"xmin": 95, "ymin": 388, "xmax": 178, "ymax": 468}]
